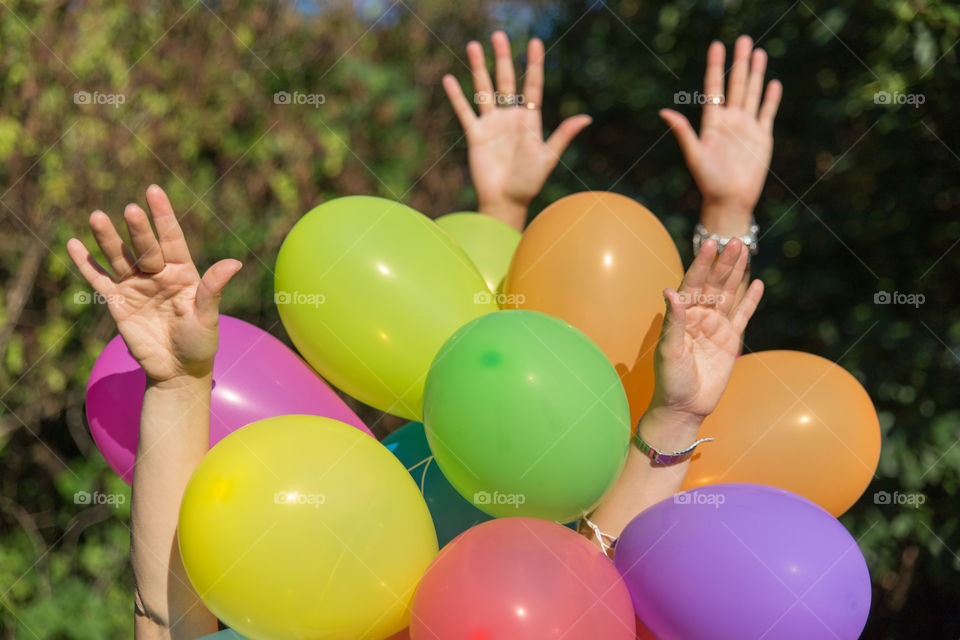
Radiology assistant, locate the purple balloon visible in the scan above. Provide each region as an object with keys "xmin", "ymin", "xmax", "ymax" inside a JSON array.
[
  {"xmin": 86, "ymin": 315, "xmax": 371, "ymax": 484},
  {"xmin": 614, "ymin": 483, "xmax": 871, "ymax": 640}
]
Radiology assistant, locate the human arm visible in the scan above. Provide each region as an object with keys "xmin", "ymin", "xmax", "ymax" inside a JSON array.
[
  {"xmin": 67, "ymin": 185, "xmax": 241, "ymax": 638},
  {"xmin": 583, "ymin": 238, "xmax": 763, "ymax": 550},
  {"xmin": 660, "ymin": 36, "xmax": 782, "ymax": 296}
]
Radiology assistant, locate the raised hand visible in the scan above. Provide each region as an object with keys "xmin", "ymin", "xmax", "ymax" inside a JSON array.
[
  {"xmin": 650, "ymin": 238, "xmax": 763, "ymax": 424},
  {"xmin": 66, "ymin": 185, "xmax": 241, "ymax": 383},
  {"xmin": 660, "ymin": 36, "xmax": 782, "ymax": 235},
  {"xmin": 581, "ymin": 238, "xmax": 763, "ymax": 547},
  {"xmin": 442, "ymin": 31, "xmax": 592, "ymax": 231}
]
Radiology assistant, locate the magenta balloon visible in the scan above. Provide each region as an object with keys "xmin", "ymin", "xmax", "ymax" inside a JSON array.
[
  {"xmin": 614, "ymin": 483, "xmax": 871, "ymax": 640},
  {"xmin": 86, "ymin": 316, "xmax": 371, "ymax": 483}
]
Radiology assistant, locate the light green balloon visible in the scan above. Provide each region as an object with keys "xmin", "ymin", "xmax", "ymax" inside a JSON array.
[
  {"xmin": 423, "ymin": 310, "xmax": 631, "ymax": 522},
  {"xmin": 436, "ymin": 212, "xmax": 521, "ymax": 295},
  {"xmin": 275, "ymin": 197, "xmax": 497, "ymax": 420}
]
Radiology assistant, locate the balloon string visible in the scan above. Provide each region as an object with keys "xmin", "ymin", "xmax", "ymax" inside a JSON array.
[
  {"xmin": 581, "ymin": 515, "xmax": 618, "ymax": 557},
  {"xmin": 406, "ymin": 456, "xmax": 434, "ymax": 493}
]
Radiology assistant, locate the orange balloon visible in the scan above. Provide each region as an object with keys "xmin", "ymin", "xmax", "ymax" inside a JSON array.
[
  {"xmin": 682, "ymin": 350, "xmax": 881, "ymax": 516},
  {"xmin": 503, "ymin": 192, "xmax": 683, "ymax": 427}
]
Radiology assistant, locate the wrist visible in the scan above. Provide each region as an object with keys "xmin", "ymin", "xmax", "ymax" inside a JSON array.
[
  {"xmin": 146, "ymin": 371, "xmax": 213, "ymax": 393},
  {"xmin": 637, "ymin": 405, "xmax": 705, "ymax": 451},
  {"xmin": 477, "ymin": 199, "xmax": 528, "ymax": 231},
  {"xmin": 700, "ymin": 199, "xmax": 754, "ymax": 236}
]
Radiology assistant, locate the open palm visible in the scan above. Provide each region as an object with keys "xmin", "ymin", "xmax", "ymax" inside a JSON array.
[
  {"xmin": 443, "ymin": 31, "xmax": 591, "ymax": 229},
  {"xmin": 652, "ymin": 238, "xmax": 764, "ymax": 418},
  {"xmin": 660, "ymin": 36, "xmax": 782, "ymax": 219},
  {"xmin": 67, "ymin": 185, "xmax": 241, "ymax": 382},
  {"xmin": 461, "ymin": 105, "xmax": 571, "ymax": 211},
  {"xmin": 694, "ymin": 106, "xmax": 772, "ymax": 212}
]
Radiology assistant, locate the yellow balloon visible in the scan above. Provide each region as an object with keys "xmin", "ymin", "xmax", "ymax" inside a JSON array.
[
  {"xmin": 275, "ymin": 197, "xmax": 497, "ymax": 420},
  {"xmin": 436, "ymin": 212, "xmax": 521, "ymax": 294},
  {"xmin": 179, "ymin": 415, "xmax": 438, "ymax": 640}
]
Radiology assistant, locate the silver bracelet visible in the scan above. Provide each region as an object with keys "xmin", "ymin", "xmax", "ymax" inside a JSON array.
[
  {"xmin": 633, "ymin": 429, "xmax": 714, "ymax": 465},
  {"xmin": 693, "ymin": 219, "xmax": 759, "ymax": 256}
]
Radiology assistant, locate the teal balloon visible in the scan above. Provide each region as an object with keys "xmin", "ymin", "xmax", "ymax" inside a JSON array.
[
  {"xmin": 198, "ymin": 631, "xmax": 248, "ymax": 639},
  {"xmin": 383, "ymin": 422, "xmax": 492, "ymax": 546},
  {"xmin": 423, "ymin": 310, "xmax": 631, "ymax": 522}
]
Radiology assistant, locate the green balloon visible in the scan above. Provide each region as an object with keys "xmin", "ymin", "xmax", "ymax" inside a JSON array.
[{"xmin": 423, "ymin": 310, "xmax": 630, "ymax": 522}]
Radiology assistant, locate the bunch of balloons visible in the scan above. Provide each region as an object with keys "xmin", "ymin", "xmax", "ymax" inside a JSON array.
[{"xmin": 84, "ymin": 192, "xmax": 880, "ymax": 639}]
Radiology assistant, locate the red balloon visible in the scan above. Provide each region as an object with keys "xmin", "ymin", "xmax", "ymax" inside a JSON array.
[
  {"xmin": 635, "ymin": 617, "xmax": 658, "ymax": 639},
  {"xmin": 410, "ymin": 518, "xmax": 635, "ymax": 640}
]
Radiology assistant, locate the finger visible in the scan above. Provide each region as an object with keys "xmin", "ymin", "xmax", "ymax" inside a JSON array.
[
  {"xmin": 196, "ymin": 259, "xmax": 243, "ymax": 326},
  {"xmin": 659, "ymin": 109, "xmax": 700, "ymax": 165},
  {"xmin": 659, "ymin": 288, "xmax": 687, "ymax": 357},
  {"xmin": 730, "ymin": 279, "xmax": 764, "ymax": 334},
  {"xmin": 679, "ymin": 238, "xmax": 718, "ymax": 295},
  {"xmin": 744, "ymin": 48, "xmax": 768, "ymax": 115},
  {"xmin": 145, "ymin": 184, "xmax": 192, "ymax": 265},
  {"xmin": 545, "ymin": 114, "xmax": 592, "ymax": 159},
  {"xmin": 522, "ymin": 37, "xmax": 545, "ymax": 107},
  {"xmin": 491, "ymin": 30, "xmax": 517, "ymax": 99},
  {"xmin": 758, "ymin": 79, "xmax": 783, "ymax": 131},
  {"xmin": 466, "ymin": 40, "xmax": 495, "ymax": 114},
  {"xmin": 704, "ymin": 237, "xmax": 744, "ymax": 298},
  {"xmin": 123, "ymin": 204, "xmax": 165, "ymax": 273},
  {"xmin": 89, "ymin": 210, "xmax": 137, "ymax": 279},
  {"xmin": 702, "ymin": 40, "xmax": 726, "ymax": 128},
  {"xmin": 66, "ymin": 237, "xmax": 116, "ymax": 293},
  {"xmin": 718, "ymin": 243, "xmax": 750, "ymax": 315},
  {"xmin": 443, "ymin": 74, "xmax": 478, "ymax": 130},
  {"xmin": 726, "ymin": 35, "xmax": 753, "ymax": 107}
]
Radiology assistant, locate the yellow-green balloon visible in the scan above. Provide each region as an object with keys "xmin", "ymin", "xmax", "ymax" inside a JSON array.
[
  {"xmin": 436, "ymin": 212, "xmax": 521, "ymax": 294},
  {"xmin": 275, "ymin": 197, "xmax": 497, "ymax": 419}
]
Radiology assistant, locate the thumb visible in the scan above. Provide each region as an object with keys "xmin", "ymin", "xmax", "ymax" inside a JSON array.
[
  {"xmin": 545, "ymin": 114, "xmax": 592, "ymax": 160},
  {"xmin": 659, "ymin": 109, "xmax": 699, "ymax": 164},
  {"xmin": 658, "ymin": 288, "xmax": 687, "ymax": 358},
  {"xmin": 196, "ymin": 259, "xmax": 242, "ymax": 325}
]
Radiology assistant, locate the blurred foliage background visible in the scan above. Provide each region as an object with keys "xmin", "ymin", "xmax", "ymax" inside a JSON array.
[{"xmin": 0, "ymin": 0, "xmax": 957, "ymax": 637}]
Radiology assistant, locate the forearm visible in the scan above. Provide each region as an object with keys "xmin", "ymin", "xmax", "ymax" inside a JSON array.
[
  {"xmin": 583, "ymin": 406, "xmax": 702, "ymax": 549},
  {"xmin": 132, "ymin": 374, "xmax": 218, "ymax": 639}
]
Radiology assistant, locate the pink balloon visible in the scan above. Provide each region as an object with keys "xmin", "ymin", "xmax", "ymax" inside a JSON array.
[
  {"xmin": 86, "ymin": 315, "xmax": 371, "ymax": 483},
  {"xmin": 410, "ymin": 518, "xmax": 635, "ymax": 640}
]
